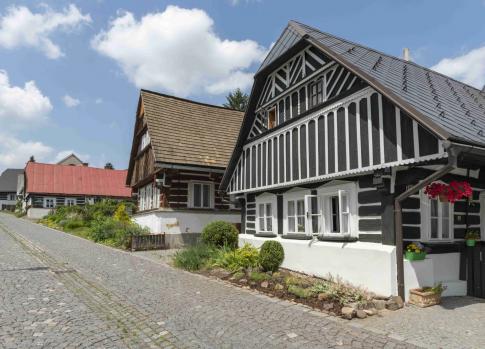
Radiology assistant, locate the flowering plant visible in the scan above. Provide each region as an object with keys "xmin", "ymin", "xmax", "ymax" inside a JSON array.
[
  {"xmin": 465, "ymin": 230, "xmax": 480, "ymax": 241},
  {"xmin": 406, "ymin": 242, "xmax": 424, "ymax": 253},
  {"xmin": 424, "ymin": 181, "xmax": 472, "ymax": 203}
]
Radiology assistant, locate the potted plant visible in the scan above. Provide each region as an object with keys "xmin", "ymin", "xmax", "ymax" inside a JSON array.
[
  {"xmin": 409, "ymin": 283, "xmax": 447, "ymax": 307},
  {"xmin": 404, "ymin": 242, "xmax": 426, "ymax": 261},
  {"xmin": 424, "ymin": 181, "xmax": 472, "ymax": 203},
  {"xmin": 465, "ymin": 230, "xmax": 480, "ymax": 247}
]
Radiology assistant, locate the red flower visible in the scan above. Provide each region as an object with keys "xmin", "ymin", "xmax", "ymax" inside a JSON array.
[{"xmin": 424, "ymin": 181, "xmax": 473, "ymax": 203}]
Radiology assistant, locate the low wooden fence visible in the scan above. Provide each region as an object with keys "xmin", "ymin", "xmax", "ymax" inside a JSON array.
[{"xmin": 131, "ymin": 233, "xmax": 166, "ymax": 252}]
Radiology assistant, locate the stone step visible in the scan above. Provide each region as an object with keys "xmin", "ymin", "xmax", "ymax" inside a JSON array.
[{"xmin": 441, "ymin": 280, "xmax": 467, "ymax": 297}]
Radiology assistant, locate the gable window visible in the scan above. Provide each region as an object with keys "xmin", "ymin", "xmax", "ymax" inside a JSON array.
[
  {"xmin": 138, "ymin": 131, "xmax": 151, "ymax": 153},
  {"xmin": 66, "ymin": 198, "xmax": 76, "ymax": 206},
  {"xmin": 268, "ymin": 108, "xmax": 276, "ymax": 129},
  {"xmin": 421, "ymin": 191, "xmax": 453, "ymax": 241},
  {"xmin": 309, "ymin": 78, "xmax": 324, "ymax": 107},
  {"xmin": 44, "ymin": 198, "xmax": 55, "ymax": 209},
  {"xmin": 189, "ymin": 182, "xmax": 214, "ymax": 209}
]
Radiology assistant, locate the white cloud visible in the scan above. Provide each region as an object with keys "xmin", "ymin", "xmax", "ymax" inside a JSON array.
[
  {"xmin": 0, "ymin": 70, "xmax": 52, "ymax": 125},
  {"xmin": 0, "ymin": 4, "xmax": 91, "ymax": 59},
  {"xmin": 431, "ymin": 46, "xmax": 485, "ymax": 89},
  {"xmin": 95, "ymin": 97, "xmax": 103, "ymax": 104},
  {"xmin": 92, "ymin": 6, "xmax": 266, "ymax": 96},
  {"xmin": 63, "ymin": 94, "xmax": 80, "ymax": 107},
  {"xmin": 0, "ymin": 134, "xmax": 53, "ymax": 168}
]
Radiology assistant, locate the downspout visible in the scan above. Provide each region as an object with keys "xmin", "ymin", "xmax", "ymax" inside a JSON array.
[{"xmin": 394, "ymin": 146, "xmax": 460, "ymax": 299}]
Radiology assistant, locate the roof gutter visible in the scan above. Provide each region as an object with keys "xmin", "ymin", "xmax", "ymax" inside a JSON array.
[{"xmin": 394, "ymin": 144, "xmax": 460, "ymax": 299}]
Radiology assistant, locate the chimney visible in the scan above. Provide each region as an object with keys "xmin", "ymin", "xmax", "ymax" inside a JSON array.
[{"xmin": 403, "ymin": 48, "xmax": 410, "ymax": 61}]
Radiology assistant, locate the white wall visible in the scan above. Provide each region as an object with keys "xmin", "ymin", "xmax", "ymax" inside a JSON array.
[
  {"xmin": 0, "ymin": 199, "xmax": 16, "ymax": 209},
  {"xmin": 240, "ymin": 234, "xmax": 397, "ymax": 296},
  {"xmin": 134, "ymin": 210, "xmax": 241, "ymax": 235},
  {"xmin": 27, "ymin": 207, "xmax": 52, "ymax": 219}
]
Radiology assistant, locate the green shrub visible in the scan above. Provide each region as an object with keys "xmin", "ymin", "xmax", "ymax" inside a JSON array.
[
  {"xmin": 64, "ymin": 219, "xmax": 85, "ymax": 230},
  {"xmin": 288, "ymin": 285, "xmax": 312, "ymax": 298},
  {"xmin": 232, "ymin": 271, "xmax": 245, "ymax": 280},
  {"xmin": 173, "ymin": 244, "xmax": 219, "ymax": 271},
  {"xmin": 113, "ymin": 203, "xmax": 131, "ymax": 224},
  {"xmin": 312, "ymin": 277, "xmax": 370, "ymax": 305},
  {"xmin": 212, "ymin": 243, "xmax": 259, "ymax": 272},
  {"xmin": 259, "ymin": 240, "xmax": 284, "ymax": 272},
  {"xmin": 249, "ymin": 271, "xmax": 270, "ymax": 282},
  {"xmin": 284, "ymin": 275, "xmax": 313, "ymax": 288},
  {"xmin": 201, "ymin": 221, "xmax": 238, "ymax": 249}
]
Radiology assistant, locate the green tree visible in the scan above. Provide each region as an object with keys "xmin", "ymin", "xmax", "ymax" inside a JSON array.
[{"xmin": 223, "ymin": 88, "xmax": 249, "ymax": 111}]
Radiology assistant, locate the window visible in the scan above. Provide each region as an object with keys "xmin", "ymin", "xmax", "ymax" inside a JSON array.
[
  {"xmin": 309, "ymin": 78, "xmax": 324, "ymax": 107},
  {"xmin": 138, "ymin": 131, "xmax": 151, "ymax": 152},
  {"xmin": 323, "ymin": 191, "xmax": 349, "ymax": 235},
  {"xmin": 66, "ymin": 198, "xmax": 76, "ymax": 206},
  {"xmin": 44, "ymin": 198, "xmax": 55, "ymax": 208},
  {"xmin": 422, "ymin": 192, "xmax": 453, "ymax": 241},
  {"xmin": 138, "ymin": 183, "xmax": 160, "ymax": 211},
  {"xmin": 258, "ymin": 203, "xmax": 273, "ymax": 233},
  {"xmin": 268, "ymin": 108, "xmax": 276, "ymax": 129},
  {"xmin": 190, "ymin": 182, "xmax": 213, "ymax": 209},
  {"xmin": 8, "ymin": 193, "xmax": 16, "ymax": 201},
  {"xmin": 287, "ymin": 199, "xmax": 305, "ymax": 233}
]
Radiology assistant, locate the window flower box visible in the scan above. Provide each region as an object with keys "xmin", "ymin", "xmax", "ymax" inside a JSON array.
[
  {"xmin": 424, "ymin": 181, "xmax": 472, "ymax": 203},
  {"xmin": 465, "ymin": 231, "xmax": 480, "ymax": 247},
  {"xmin": 405, "ymin": 251, "xmax": 426, "ymax": 261}
]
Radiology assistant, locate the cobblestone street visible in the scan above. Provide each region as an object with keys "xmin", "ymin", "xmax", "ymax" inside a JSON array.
[{"xmin": 0, "ymin": 213, "xmax": 417, "ymax": 348}]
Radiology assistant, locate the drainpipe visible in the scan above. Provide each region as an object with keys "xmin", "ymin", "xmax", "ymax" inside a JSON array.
[{"xmin": 394, "ymin": 146, "xmax": 459, "ymax": 299}]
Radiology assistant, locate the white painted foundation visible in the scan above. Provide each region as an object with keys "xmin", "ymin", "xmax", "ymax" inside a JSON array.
[
  {"xmin": 239, "ymin": 234, "xmax": 397, "ymax": 296},
  {"xmin": 404, "ymin": 252, "xmax": 466, "ymax": 301},
  {"xmin": 134, "ymin": 210, "xmax": 241, "ymax": 235},
  {"xmin": 27, "ymin": 207, "xmax": 52, "ymax": 219}
]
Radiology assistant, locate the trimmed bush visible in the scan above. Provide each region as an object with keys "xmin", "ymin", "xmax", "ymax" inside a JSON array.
[
  {"xmin": 259, "ymin": 240, "xmax": 284, "ymax": 272},
  {"xmin": 201, "ymin": 221, "xmax": 239, "ymax": 249}
]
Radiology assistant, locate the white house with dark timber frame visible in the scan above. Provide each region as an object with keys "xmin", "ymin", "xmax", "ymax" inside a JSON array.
[
  {"xmin": 126, "ymin": 90, "xmax": 244, "ymax": 248},
  {"xmin": 220, "ymin": 21, "xmax": 485, "ymax": 299}
]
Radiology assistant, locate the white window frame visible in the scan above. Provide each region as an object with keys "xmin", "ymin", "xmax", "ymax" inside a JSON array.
[
  {"xmin": 283, "ymin": 189, "xmax": 311, "ymax": 235},
  {"xmin": 255, "ymin": 194, "xmax": 277, "ymax": 234},
  {"xmin": 188, "ymin": 181, "xmax": 214, "ymax": 209},
  {"xmin": 317, "ymin": 182, "xmax": 357, "ymax": 237},
  {"xmin": 138, "ymin": 131, "xmax": 151, "ymax": 152},
  {"xmin": 44, "ymin": 197, "xmax": 55, "ymax": 209},
  {"xmin": 420, "ymin": 189, "xmax": 454, "ymax": 241},
  {"xmin": 66, "ymin": 198, "xmax": 76, "ymax": 207}
]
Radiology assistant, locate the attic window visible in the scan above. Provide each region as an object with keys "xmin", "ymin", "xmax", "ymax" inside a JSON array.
[
  {"xmin": 268, "ymin": 108, "xmax": 276, "ymax": 129},
  {"xmin": 138, "ymin": 131, "xmax": 151, "ymax": 153}
]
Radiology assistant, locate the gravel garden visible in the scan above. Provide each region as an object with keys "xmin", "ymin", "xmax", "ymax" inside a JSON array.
[{"xmin": 173, "ymin": 221, "xmax": 405, "ymax": 319}]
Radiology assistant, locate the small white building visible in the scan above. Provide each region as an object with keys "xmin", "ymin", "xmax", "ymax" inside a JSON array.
[{"xmin": 0, "ymin": 169, "xmax": 22, "ymax": 211}]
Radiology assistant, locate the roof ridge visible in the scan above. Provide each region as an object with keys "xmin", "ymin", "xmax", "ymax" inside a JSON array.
[
  {"xmin": 27, "ymin": 162, "xmax": 127, "ymax": 172},
  {"xmin": 288, "ymin": 20, "xmax": 484, "ymax": 95},
  {"xmin": 140, "ymin": 89, "xmax": 245, "ymax": 113}
]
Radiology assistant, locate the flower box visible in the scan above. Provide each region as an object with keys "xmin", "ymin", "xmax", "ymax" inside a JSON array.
[
  {"xmin": 408, "ymin": 288, "xmax": 441, "ymax": 307},
  {"xmin": 466, "ymin": 239, "xmax": 477, "ymax": 247},
  {"xmin": 405, "ymin": 251, "xmax": 426, "ymax": 261}
]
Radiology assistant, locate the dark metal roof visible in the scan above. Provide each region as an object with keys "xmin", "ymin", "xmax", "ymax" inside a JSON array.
[
  {"xmin": 289, "ymin": 21, "xmax": 485, "ymax": 146},
  {"xmin": 0, "ymin": 169, "xmax": 23, "ymax": 192}
]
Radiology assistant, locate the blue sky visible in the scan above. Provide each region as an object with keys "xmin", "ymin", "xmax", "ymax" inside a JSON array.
[{"xmin": 1, "ymin": 0, "xmax": 485, "ymax": 173}]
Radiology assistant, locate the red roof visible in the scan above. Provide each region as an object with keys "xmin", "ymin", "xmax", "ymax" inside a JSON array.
[{"xmin": 25, "ymin": 162, "xmax": 132, "ymax": 198}]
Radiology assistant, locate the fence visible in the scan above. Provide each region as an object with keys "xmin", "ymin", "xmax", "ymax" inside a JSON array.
[{"xmin": 131, "ymin": 233, "xmax": 166, "ymax": 252}]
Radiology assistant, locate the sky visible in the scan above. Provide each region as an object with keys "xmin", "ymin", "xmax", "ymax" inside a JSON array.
[{"xmin": 1, "ymin": 0, "xmax": 485, "ymax": 173}]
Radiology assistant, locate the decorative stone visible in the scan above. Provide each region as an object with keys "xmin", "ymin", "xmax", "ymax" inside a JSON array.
[
  {"xmin": 345, "ymin": 302, "xmax": 362, "ymax": 310},
  {"xmin": 386, "ymin": 296, "xmax": 404, "ymax": 311},
  {"xmin": 317, "ymin": 293, "xmax": 329, "ymax": 301},
  {"xmin": 323, "ymin": 303, "xmax": 334, "ymax": 311},
  {"xmin": 239, "ymin": 278, "xmax": 247, "ymax": 284},
  {"xmin": 373, "ymin": 299, "xmax": 386, "ymax": 310},
  {"xmin": 356, "ymin": 310, "xmax": 367, "ymax": 319},
  {"xmin": 364, "ymin": 308, "xmax": 377, "ymax": 316},
  {"xmin": 274, "ymin": 283, "xmax": 284, "ymax": 291},
  {"xmin": 341, "ymin": 307, "xmax": 355, "ymax": 320},
  {"xmin": 260, "ymin": 281, "xmax": 269, "ymax": 288}
]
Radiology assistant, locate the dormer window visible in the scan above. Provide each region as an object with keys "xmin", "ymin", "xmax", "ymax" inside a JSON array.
[
  {"xmin": 309, "ymin": 78, "xmax": 324, "ymax": 107},
  {"xmin": 138, "ymin": 131, "xmax": 151, "ymax": 153}
]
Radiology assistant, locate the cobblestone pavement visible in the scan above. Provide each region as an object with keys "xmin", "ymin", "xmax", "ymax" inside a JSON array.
[
  {"xmin": 0, "ymin": 214, "xmax": 417, "ymax": 349},
  {"xmin": 353, "ymin": 297, "xmax": 485, "ymax": 349}
]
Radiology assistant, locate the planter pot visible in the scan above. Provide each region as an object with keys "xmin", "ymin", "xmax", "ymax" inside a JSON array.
[
  {"xmin": 409, "ymin": 288, "xmax": 441, "ymax": 307},
  {"xmin": 405, "ymin": 251, "xmax": 426, "ymax": 261},
  {"xmin": 439, "ymin": 193, "xmax": 449, "ymax": 202},
  {"xmin": 466, "ymin": 239, "xmax": 477, "ymax": 247}
]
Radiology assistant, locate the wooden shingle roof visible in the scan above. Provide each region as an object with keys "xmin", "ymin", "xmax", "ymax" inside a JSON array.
[{"xmin": 140, "ymin": 90, "xmax": 244, "ymax": 168}]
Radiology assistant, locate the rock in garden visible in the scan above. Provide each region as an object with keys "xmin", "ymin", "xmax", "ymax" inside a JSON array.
[
  {"xmin": 323, "ymin": 303, "xmax": 334, "ymax": 311},
  {"xmin": 386, "ymin": 296, "xmax": 404, "ymax": 311},
  {"xmin": 317, "ymin": 293, "xmax": 329, "ymax": 301},
  {"xmin": 260, "ymin": 281, "xmax": 269, "ymax": 288},
  {"xmin": 364, "ymin": 308, "xmax": 377, "ymax": 316},
  {"xmin": 356, "ymin": 310, "xmax": 367, "ymax": 319},
  {"xmin": 341, "ymin": 307, "xmax": 355, "ymax": 320},
  {"xmin": 274, "ymin": 284, "xmax": 284, "ymax": 290},
  {"xmin": 239, "ymin": 278, "xmax": 247, "ymax": 284},
  {"xmin": 373, "ymin": 299, "xmax": 386, "ymax": 310},
  {"xmin": 345, "ymin": 302, "xmax": 362, "ymax": 310},
  {"xmin": 250, "ymin": 281, "xmax": 257, "ymax": 286}
]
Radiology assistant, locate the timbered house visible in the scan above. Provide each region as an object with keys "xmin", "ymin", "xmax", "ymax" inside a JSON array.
[
  {"xmin": 126, "ymin": 90, "xmax": 244, "ymax": 247},
  {"xmin": 221, "ymin": 21, "xmax": 485, "ymax": 299},
  {"xmin": 23, "ymin": 161, "xmax": 132, "ymax": 219}
]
